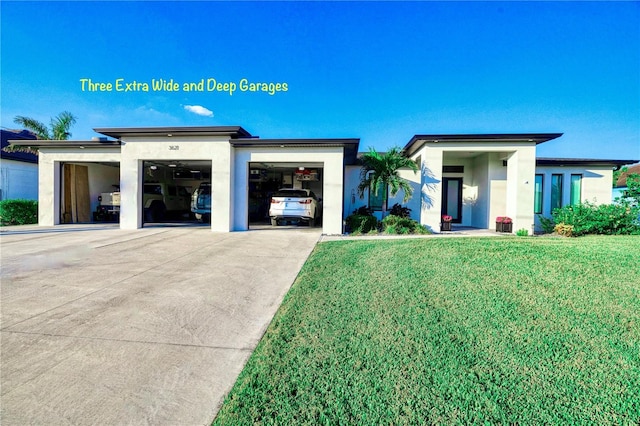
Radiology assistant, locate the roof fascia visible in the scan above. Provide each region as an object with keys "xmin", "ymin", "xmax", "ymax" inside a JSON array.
[
  {"xmin": 404, "ymin": 133, "xmax": 564, "ymax": 157},
  {"xmin": 94, "ymin": 126, "xmax": 252, "ymax": 139}
]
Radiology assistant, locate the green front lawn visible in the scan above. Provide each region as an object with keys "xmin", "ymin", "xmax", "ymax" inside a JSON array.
[{"xmin": 214, "ymin": 236, "xmax": 640, "ymax": 424}]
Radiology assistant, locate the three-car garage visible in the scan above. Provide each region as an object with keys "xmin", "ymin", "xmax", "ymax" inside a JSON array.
[{"xmin": 15, "ymin": 126, "xmax": 359, "ymax": 235}]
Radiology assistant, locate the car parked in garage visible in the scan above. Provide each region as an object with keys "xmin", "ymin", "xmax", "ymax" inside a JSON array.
[
  {"xmin": 143, "ymin": 183, "xmax": 191, "ymax": 222},
  {"xmin": 191, "ymin": 182, "xmax": 211, "ymax": 222},
  {"xmin": 269, "ymin": 188, "xmax": 321, "ymax": 227}
]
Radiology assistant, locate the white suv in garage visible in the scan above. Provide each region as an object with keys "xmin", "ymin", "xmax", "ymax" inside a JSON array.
[{"xmin": 269, "ymin": 188, "xmax": 321, "ymax": 227}]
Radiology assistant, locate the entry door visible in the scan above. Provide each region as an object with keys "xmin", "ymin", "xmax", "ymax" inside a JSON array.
[{"xmin": 442, "ymin": 178, "xmax": 463, "ymax": 224}]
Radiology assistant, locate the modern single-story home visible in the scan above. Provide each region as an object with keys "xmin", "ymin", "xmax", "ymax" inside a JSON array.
[
  {"xmin": 1, "ymin": 129, "xmax": 38, "ymax": 201},
  {"xmin": 10, "ymin": 126, "xmax": 636, "ymax": 234}
]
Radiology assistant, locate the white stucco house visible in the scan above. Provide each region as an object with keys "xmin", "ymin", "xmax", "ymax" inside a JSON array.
[
  {"xmin": 1, "ymin": 129, "xmax": 38, "ymax": 201},
  {"xmin": 9, "ymin": 126, "xmax": 636, "ymax": 234}
]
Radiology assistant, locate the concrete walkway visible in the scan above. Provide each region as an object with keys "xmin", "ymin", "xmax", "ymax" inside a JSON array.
[
  {"xmin": 1, "ymin": 224, "xmax": 321, "ymax": 425},
  {"xmin": 320, "ymin": 226, "xmax": 513, "ymax": 242}
]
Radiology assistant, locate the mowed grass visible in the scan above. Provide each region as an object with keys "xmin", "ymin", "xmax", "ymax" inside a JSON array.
[{"xmin": 214, "ymin": 236, "xmax": 640, "ymax": 425}]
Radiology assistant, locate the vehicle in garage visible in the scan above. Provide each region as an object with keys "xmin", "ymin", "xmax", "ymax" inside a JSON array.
[
  {"xmin": 191, "ymin": 182, "xmax": 211, "ymax": 222},
  {"xmin": 143, "ymin": 183, "xmax": 191, "ymax": 222},
  {"xmin": 269, "ymin": 188, "xmax": 321, "ymax": 227},
  {"xmin": 93, "ymin": 187, "xmax": 121, "ymax": 222}
]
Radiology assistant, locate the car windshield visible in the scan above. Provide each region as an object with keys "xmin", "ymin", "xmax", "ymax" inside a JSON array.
[
  {"xmin": 273, "ymin": 190, "xmax": 309, "ymax": 198},
  {"xmin": 197, "ymin": 184, "xmax": 211, "ymax": 195}
]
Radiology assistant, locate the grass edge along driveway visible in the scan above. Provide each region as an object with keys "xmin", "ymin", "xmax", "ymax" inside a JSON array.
[{"xmin": 214, "ymin": 236, "xmax": 640, "ymax": 425}]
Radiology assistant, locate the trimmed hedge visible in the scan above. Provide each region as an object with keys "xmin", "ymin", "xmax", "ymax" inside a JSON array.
[{"xmin": 0, "ymin": 199, "xmax": 38, "ymax": 226}]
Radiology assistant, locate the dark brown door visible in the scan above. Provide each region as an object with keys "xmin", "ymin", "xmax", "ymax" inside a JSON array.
[{"xmin": 441, "ymin": 177, "xmax": 463, "ymax": 224}]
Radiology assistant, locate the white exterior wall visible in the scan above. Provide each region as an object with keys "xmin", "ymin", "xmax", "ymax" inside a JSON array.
[
  {"xmin": 534, "ymin": 165, "xmax": 614, "ymax": 230},
  {"xmin": 36, "ymin": 148, "xmax": 121, "ymax": 226},
  {"xmin": 506, "ymin": 147, "xmax": 537, "ymax": 233},
  {"xmin": 386, "ymin": 168, "xmax": 421, "ymax": 220},
  {"xmin": 0, "ymin": 159, "xmax": 38, "ymax": 201},
  {"xmin": 471, "ymin": 154, "xmax": 489, "ymax": 228},
  {"xmin": 234, "ymin": 147, "xmax": 345, "ymax": 235},
  {"xmin": 415, "ymin": 146, "xmax": 444, "ymax": 232},
  {"xmin": 343, "ymin": 165, "xmax": 363, "ymax": 218},
  {"xmin": 487, "ymin": 153, "xmax": 508, "ymax": 229}
]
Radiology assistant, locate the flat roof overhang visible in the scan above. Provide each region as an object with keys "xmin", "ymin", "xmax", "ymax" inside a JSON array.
[
  {"xmin": 94, "ymin": 126, "xmax": 252, "ymax": 139},
  {"xmin": 8, "ymin": 139, "xmax": 121, "ymax": 149},
  {"xmin": 404, "ymin": 133, "xmax": 564, "ymax": 157},
  {"xmin": 536, "ymin": 157, "xmax": 638, "ymax": 168},
  {"xmin": 231, "ymin": 138, "xmax": 361, "ymax": 165}
]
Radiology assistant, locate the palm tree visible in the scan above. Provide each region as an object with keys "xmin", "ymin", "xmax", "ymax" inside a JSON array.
[
  {"xmin": 4, "ymin": 111, "xmax": 77, "ymax": 153},
  {"xmin": 357, "ymin": 146, "xmax": 419, "ymax": 217}
]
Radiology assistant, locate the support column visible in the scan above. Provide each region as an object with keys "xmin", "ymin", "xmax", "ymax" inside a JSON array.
[
  {"xmin": 323, "ymin": 153, "xmax": 344, "ymax": 235},
  {"xmin": 119, "ymin": 158, "xmax": 142, "ymax": 229},
  {"xmin": 233, "ymin": 151, "xmax": 249, "ymax": 231},
  {"xmin": 37, "ymin": 158, "xmax": 59, "ymax": 226},
  {"xmin": 506, "ymin": 147, "xmax": 536, "ymax": 232},
  {"xmin": 419, "ymin": 146, "xmax": 444, "ymax": 232},
  {"xmin": 211, "ymin": 143, "xmax": 233, "ymax": 232}
]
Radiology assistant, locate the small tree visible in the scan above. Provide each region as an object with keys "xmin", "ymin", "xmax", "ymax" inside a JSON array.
[
  {"xmin": 612, "ymin": 166, "xmax": 627, "ymax": 188},
  {"xmin": 3, "ymin": 111, "xmax": 77, "ymax": 154},
  {"xmin": 622, "ymin": 173, "xmax": 640, "ymax": 205},
  {"xmin": 357, "ymin": 147, "xmax": 418, "ymax": 217}
]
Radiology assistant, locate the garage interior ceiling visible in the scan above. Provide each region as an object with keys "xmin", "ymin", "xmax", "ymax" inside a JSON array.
[
  {"xmin": 251, "ymin": 162, "xmax": 323, "ymax": 169},
  {"xmin": 144, "ymin": 161, "xmax": 323, "ymax": 173}
]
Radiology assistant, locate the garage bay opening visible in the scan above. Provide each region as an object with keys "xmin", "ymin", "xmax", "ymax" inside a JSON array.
[
  {"xmin": 141, "ymin": 160, "xmax": 211, "ymax": 226},
  {"xmin": 248, "ymin": 162, "xmax": 323, "ymax": 229}
]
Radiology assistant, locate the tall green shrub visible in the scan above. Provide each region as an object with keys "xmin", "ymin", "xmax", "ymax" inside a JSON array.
[
  {"xmin": 381, "ymin": 214, "xmax": 430, "ymax": 235},
  {"xmin": 550, "ymin": 201, "xmax": 640, "ymax": 236},
  {"xmin": 345, "ymin": 214, "xmax": 378, "ymax": 234},
  {"xmin": 0, "ymin": 199, "xmax": 38, "ymax": 226}
]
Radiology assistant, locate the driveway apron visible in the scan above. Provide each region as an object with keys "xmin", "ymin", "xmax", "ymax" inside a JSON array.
[{"xmin": 1, "ymin": 225, "xmax": 320, "ymax": 425}]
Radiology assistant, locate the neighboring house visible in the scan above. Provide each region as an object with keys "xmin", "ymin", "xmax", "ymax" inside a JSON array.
[
  {"xmin": 9, "ymin": 126, "xmax": 637, "ymax": 234},
  {"xmin": 612, "ymin": 163, "xmax": 640, "ymax": 202},
  {"xmin": 0, "ymin": 129, "xmax": 38, "ymax": 201}
]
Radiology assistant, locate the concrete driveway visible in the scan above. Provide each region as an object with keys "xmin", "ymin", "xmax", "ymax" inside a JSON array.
[{"xmin": 1, "ymin": 224, "xmax": 320, "ymax": 425}]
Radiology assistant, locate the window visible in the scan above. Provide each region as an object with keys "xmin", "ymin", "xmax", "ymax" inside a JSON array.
[
  {"xmin": 570, "ymin": 174, "xmax": 582, "ymax": 205},
  {"xmin": 443, "ymin": 165, "xmax": 464, "ymax": 173},
  {"xmin": 534, "ymin": 174, "xmax": 543, "ymax": 214},
  {"xmin": 144, "ymin": 184, "xmax": 162, "ymax": 195},
  {"xmin": 369, "ymin": 184, "xmax": 386, "ymax": 211},
  {"xmin": 551, "ymin": 174, "xmax": 563, "ymax": 210}
]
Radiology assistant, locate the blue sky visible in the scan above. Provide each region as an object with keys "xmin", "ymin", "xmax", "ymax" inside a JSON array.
[{"xmin": 2, "ymin": 1, "xmax": 639, "ymax": 160}]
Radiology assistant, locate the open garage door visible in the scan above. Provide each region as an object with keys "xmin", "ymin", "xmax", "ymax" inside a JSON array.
[
  {"xmin": 141, "ymin": 160, "xmax": 211, "ymax": 226},
  {"xmin": 248, "ymin": 162, "xmax": 323, "ymax": 229},
  {"xmin": 60, "ymin": 162, "xmax": 120, "ymax": 224}
]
